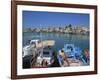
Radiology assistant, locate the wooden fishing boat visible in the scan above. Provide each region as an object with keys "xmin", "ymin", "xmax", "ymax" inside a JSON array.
[{"xmin": 57, "ymin": 44, "xmax": 86, "ymax": 67}]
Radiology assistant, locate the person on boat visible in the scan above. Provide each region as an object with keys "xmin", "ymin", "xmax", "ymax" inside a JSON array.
[
  {"xmin": 84, "ymin": 49, "xmax": 89, "ymax": 64},
  {"xmin": 59, "ymin": 49, "xmax": 70, "ymax": 66},
  {"xmin": 41, "ymin": 59, "xmax": 48, "ymax": 68},
  {"xmin": 48, "ymin": 52, "xmax": 60, "ymax": 67},
  {"xmin": 49, "ymin": 56, "xmax": 61, "ymax": 67},
  {"xmin": 82, "ymin": 48, "xmax": 90, "ymax": 65}
]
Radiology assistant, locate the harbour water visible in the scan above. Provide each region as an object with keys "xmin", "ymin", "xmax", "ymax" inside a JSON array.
[{"xmin": 23, "ymin": 32, "xmax": 89, "ymax": 51}]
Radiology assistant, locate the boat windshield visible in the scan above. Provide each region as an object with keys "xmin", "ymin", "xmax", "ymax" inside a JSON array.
[
  {"xmin": 43, "ymin": 51, "xmax": 50, "ymax": 57},
  {"xmin": 30, "ymin": 42, "xmax": 36, "ymax": 45}
]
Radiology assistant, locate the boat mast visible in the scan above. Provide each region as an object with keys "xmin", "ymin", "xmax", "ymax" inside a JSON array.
[{"xmin": 40, "ymin": 24, "xmax": 43, "ymax": 58}]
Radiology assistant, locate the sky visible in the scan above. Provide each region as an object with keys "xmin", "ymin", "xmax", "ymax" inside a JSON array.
[{"xmin": 23, "ymin": 11, "xmax": 89, "ymax": 28}]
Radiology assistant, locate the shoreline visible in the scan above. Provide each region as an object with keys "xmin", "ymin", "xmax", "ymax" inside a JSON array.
[{"xmin": 23, "ymin": 31, "xmax": 89, "ymax": 35}]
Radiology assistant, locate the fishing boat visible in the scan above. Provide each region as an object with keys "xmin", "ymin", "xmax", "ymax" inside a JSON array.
[
  {"xmin": 57, "ymin": 44, "xmax": 86, "ymax": 67},
  {"xmin": 23, "ymin": 39, "xmax": 55, "ymax": 57},
  {"xmin": 23, "ymin": 39, "xmax": 55, "ymax": 68}
]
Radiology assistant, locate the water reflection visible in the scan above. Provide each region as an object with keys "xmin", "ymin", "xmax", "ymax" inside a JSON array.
[{"xmin": 23, "ymin": 32, "xmax": 89, "ymax": 51}]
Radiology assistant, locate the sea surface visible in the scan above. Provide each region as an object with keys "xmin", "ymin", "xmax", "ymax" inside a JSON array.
[{"xmin": 23, "ymin": 32, "xmax": 89, "ymax": 51}]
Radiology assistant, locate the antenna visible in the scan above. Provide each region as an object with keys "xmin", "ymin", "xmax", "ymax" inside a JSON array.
[{"xmin": 40, "ymin": 24, "xmax": 43, "ymax": 58}]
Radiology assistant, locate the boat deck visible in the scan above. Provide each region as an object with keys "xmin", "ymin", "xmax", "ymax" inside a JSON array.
[{"xmin": 62, "ymin": 58, "xmax": 84, "ymax": 67}]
